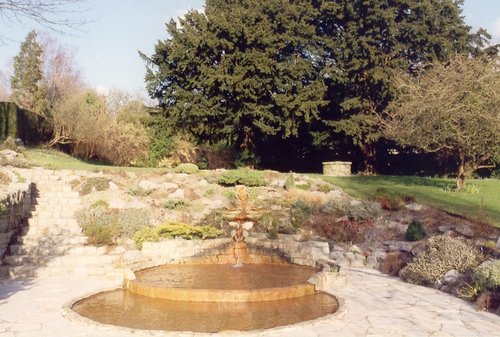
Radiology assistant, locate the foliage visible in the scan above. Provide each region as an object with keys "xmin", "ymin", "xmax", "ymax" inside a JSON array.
[
  {"xmin": 80, "ymin": 177, "xmax": 110, "ymax": 195},
  {"xmin": 309, "ymin": 213, "xmax": 372, "ymax": 243},
  {"xmin": 400, "ymin": 236, "xmax": 482, "ymax": 286},
  {"xmin": 385, "ymin": 55, "xmax": 500, "ymax": 190},
  {"xmin": 372, "ymin": 188, "xmax": 405, "ymax": 210},
  {"xmin": 320, "ymin": 198, "xmax": 382, "ymax": 222},
  {"xmin": 318, "ymin": 184, "xmax": 332, "ymax": 193},
  {"xmin": 127, "ymin": 186, "xmax": 153, "ymax": 197},
  {"xmin": 133, "ymin": 227, "xmax": 159, "ymax": 250},
  {"xmin": 284, "ymin": 172, "xmax": 295, "ymax": 191},
  {"xmin": 156, "ymin": 222, "xmax": 223, "ymax": 240},
  {"xmin": 76, "ymin": 206, "xmax": 150, "ymax": 246},
  {"xmin": 10, "ymin": 31, "xmax": 48, "ymax": 115},
  {"xmin": 143, "ymin": 0, "xmax": 490, "ymax": 171},
  {"xmin": 474, "ymin": 260, "xmax": 500, "ymax": 291},
  {"xmin": 217, "ymin": 169, "xmax": 268, "ymax": 187},
  {"xmin": 50, "ymin": 89, "xmax": 150, "ymax": 165},
  {"xmin": 173, "ymin": 163, "xmax": 199, "ymax": 174},
  {"xmin": 91, "ymin": 199, "xmax": 109, "ymax": 208},
  {"xmin": 163, "ymin": 199, "xmax": 187, "ymax": 210},
  {"xmin": 406, "ymin": 219, "xmax": 426, "ymax": 241}
]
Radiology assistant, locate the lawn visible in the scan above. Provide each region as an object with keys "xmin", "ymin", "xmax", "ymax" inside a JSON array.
[
  {"xmin": 23, "ymin": 148, "xmax": 166, "ymax": 173},
  {"xmin": 317, "ymin": 175, "xmax": 500, "ymax": 227}
]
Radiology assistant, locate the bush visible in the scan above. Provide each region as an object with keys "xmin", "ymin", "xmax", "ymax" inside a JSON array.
[
  {"xmin": 163, "ymin": 199, "xmax": 187, "ymax": 209},
  {"xmin": 127, "ymin": 186, "xmax": 153, "ymax": 196},
  {"xmin": 309, "ymin": 213, "xmax": 372, "ymax": 243},
  {"xmin": 173, "ymin": 163, "xmax": 199, "ymax": 174},
  {"xmin": 406, "ymin": 219, "xmax": 426, "ymax": 241},
  {"xmin": 318, "ymin": 184, "xmax": 332, "ymax": 193},
  {"xmin": 80, "ymin": 177, "xmax": 110, "ymax": 195},
  {"xmin": 284, "ymin": 172, "xmax": 295, "ymax": 191},
  {"xmin": 474, "ymin": 260, "xmax": 500, "ymax": 291},
  {"xmin": 133, "ymin": 227, "xmax": 159, "ymax": 249},
  {"xmin": 400, "ymin": 236, "xmax": 482, "ymax": 286},
  {"xmin": 156, "ymin": 222, "xmax": 223, "ymax": 240},
  {"xmin": 320, "ymin": 199, "xmax": 381, "ymax": 221},
  {"xmin": 76, "ymin": 206, "xmax": 150, "ymax": 245},
  {"xmin": 217, "ymin": 169, "xmax": 268, "ymax": 187},
  {"xmin": 91, "ymin": 199, "xmax": 109, "ymax": 208},
  {"xmin": 372, "ymin": 188, "xmax": 406, "ymax": 210}
]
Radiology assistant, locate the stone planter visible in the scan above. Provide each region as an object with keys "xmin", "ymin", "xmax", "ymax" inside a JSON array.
[{"xmin": 322, "ymin": 161, "xmax": 351, "ymax": 176}]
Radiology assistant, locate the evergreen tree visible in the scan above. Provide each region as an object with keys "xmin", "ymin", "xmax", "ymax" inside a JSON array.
[{"xmin": 11, "ymin": 30, "xmax": 48, "ymax": 115}]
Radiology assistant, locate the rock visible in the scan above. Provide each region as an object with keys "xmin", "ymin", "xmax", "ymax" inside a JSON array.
[
  {"xmin": 441, "ymin": 269, "xmax": 463, "ymax": 285},
  {"xmin": 329, "ymin": 251, "xmax": 345, "ymax": 262},
  {"xmin": 405, "ymin": 203, "xmax": 423, "ymax": 211},
  {"xmin": 139, "ymin": 179, "xmax": 157, "ymax": 190},
  {"xmin": 366, "ymin": 255, "xmax": 378, "ymax": 269},
  {"xmin": 108, "ymin": 181, "xmax": 119, "ymax": 191},
  {"xmin": 161, "ymin": 182, "xmax": 179, "ymax": 190},
  {"xmin": 396, "ymin": 223, "xmax": 409, "ymax": 234},
  {"xmin": 383, "ymin": 240, "xmax": 413, "ymax": 252},
  {"xmin": 350, "ymin": 199, "xmax": 361, "ymax": 206},
  {"xmin": 456, "ymin": 224, "xmax": 474, "ymax": 237},
  {"xmin": 123, "ymin": 250, "xmax": 144, "ymax": 263},
  {"xmin": 127, "ymin": 199, "xmax": 147, "ymax": 209},
  {"xmin": 438, "ymin": 225, "xmax": 454, "ymax": 233},
  {"xmin": 327, "ymin": 190, "xmax": 342, "ymax": 199},
  {"xmin": 348, "ymin": 245, "xmax": 362, "ymax": 254},
  {"xmin": 109, "ymin": 198, "xmax": 127, "ymax": 209},
  {"xmin": 169, "ymin": 188, "xmax": 185, "ymax": 199},
  {"xmin": 197, "ymin": 179, "xmax": 208, "ymax": 186},
  {"xmin": 0, "ymin": 149, "xmax": 18, "ymax": 160},
  {"xmin": 496, "ymin": 237, "xmax": 500, "ymax": 249}
]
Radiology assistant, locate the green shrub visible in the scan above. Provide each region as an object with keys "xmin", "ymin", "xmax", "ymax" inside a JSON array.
[
  {"xmin": 217, "ymin": 169, "xmax": 268, "ymax": 187},
  {"xmin": 284, "ymin": 172, "xmax": 295, "ymax": 191},
  {"xmin": 156, "ymin": 222, "xmax": 223, "ymax": 240},
  {"xmin": 173, "ymin": 163, "xmax": 199, "ymax": 174},
  {"xmin": 320, "ymin": 199, "xmax": 381, "ymax": 221},
  {"xmin": 76, "ymin": 206, "xmax": 150, "ymax": 245},
  {"xmin": 400, "ymin": 236, "xmax": 482, "ymax": 286},
  {"xmin": 406, "ymin": 219, "xmax": 426, "ymax": 241},
  {"xmin": 257, "ymin": 212, "xmax": 289, "ymax": 238},
  {"xmin": 133, "ymin": 227, "xmax": 159, "ymax": 249},
  {"xmin": 80, "ymin": 177, "xmax": 110, "ymax": 195},
  {"xmin": 318, "ymin": 184, "xmax": 332, "ymax": 193},
  {"xmin": 91, "ymin": 199, "xmax": 109, "ymax": 208},
  {"xmin": 163, "ymin": 199, "xmax": 187, "ymax": 209},
  {"xmin": 296, "ymin": 183, "xmax": 311, "ymax": 191},
  {"xmin": 14, "ymin": 172, "xmax": 26, "ymax": 183},
  {"xmin": 290, "ymin": 200, "xmax": 317, "ymax": 228},
  {"xmin": 474, "ymin": 260, "xmax": 500, "ymax": 291},
  {"xmin": 127, "ymin": 186, "xmax": 153, "ymax": 196},
  {"xmin": 372, "ymin": 188, "xmax": 405, "ymax": 210}
]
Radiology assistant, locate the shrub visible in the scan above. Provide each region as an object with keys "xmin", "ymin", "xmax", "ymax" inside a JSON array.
[
  {"xmin": 133, "ymin": 227, "xmax": 159, "ymax": 249},
  {"xmin": 400, "ymin": 236, "xmax": 482, "ymax": 286},
  {"xmin": 127, "ymin": 186, "xmax": 153, "ymax": 196},
  {"xmin": 309, "ymin": 213, "xmax": 372, "ymax": 243},
  {"xmin": 163, "ymin": 199, "xmax": 187, "ymax": 209},
  {"xmin": 372, "ymin": 188, "xmax": 405, "ymax": 210},
  {"xmin": 284, "ymin": 172, "xmax": 295, "ymax": 191},
  {"xmin": 217, "ymin": 169, "xmax": 268, "ymax": 187},
  {"xmin": 173, "ymin": 163, "xmax": 199, "ymax": 174},
  {"xmin": 80, "ymin": 177, "xmax": 110, "ymax": 195},
  {"xmin": 318, "ymin": 184, "xmax": 332, "ymax": 193},
  {"xmin": 320, "ymin": 199, "xmax": 381, "ymax": 221},
  {"xmin": 406, "ymin": 219, "xmax": 426, "ymax": 241},
  {"xmin": 257, "ymin": 211, "xmax": 293, "ymax": 238},
  {"xmin": 296, "ymin": 183, "xmax": 311, "ymax": 191},
  {"xmin": 474, "ymin": 260, "xmax": 500, "ymax": 291},
  {"xmin": 156, "ymin": 222, "xmax": 223, "ymax": 240},
  {"xmin": 76, "ymin": 206, "xmax": 150, "ymax": 245},
  {"xmin": 290, "ymin": 200, "xmax": 317, "ymax": 228},
  {"xmin": 91, "ymin": 199, "xmax": 109, "ymax": 208}
]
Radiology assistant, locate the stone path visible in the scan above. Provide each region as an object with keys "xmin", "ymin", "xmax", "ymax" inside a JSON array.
[{"xmin": 0, "ymin": 268, "xmax": 499, "ymax": 337}]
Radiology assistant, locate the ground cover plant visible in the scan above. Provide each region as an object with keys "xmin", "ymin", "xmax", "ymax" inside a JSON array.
[{"xmin": 318, "ymin": 175, "xmax": 500, "ymax": 226}]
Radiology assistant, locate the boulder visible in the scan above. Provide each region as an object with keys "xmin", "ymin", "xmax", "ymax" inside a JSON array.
[
  {"xmin": 455, "ymin": 224, "xmax": 474, "ymax": 237},
  {"xmin": 383, "ymin": 240, "xmax": 413, "ymax": 252},
  {"xmin": 169, "ymin": 188, "xmax": 185, "ymax": 199},
  {"xmin": 438, "ymin": 225, "xmax": 454, "ymax": 233},
  {"xmin": 139, "ymin": 179, "xmax": 157, "ymax": 190},
  {"xmin": 441, "ymin": 269, "xmax": 463, "ymax": 285},
  {"xmin": 366, "ymin": 255, "xmax": 378, "ymax": 269},
  {"xmin": 496, "ymin": 236, "xmax": 500, "ymax": 249},
  {"xmin": 0, "ymin": 149, "xmax": 18, "ymax": 160},
  {"xmin": 348, "ymin": 244, "xmax": 362, "ymax": 254},
  {"xmin": 405, "ymin": 203, "xmax": 423, "ymax": 211}
]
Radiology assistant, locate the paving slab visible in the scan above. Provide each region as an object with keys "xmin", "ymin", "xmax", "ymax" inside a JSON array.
[{"xmin": 0, "ymin": 268, "xmax": 499, "ymax": 337}]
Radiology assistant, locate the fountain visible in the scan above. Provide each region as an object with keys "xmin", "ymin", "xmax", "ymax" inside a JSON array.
[{"xmin": 71, "ymin": 185, "xmax": 340, "ymax": 332}]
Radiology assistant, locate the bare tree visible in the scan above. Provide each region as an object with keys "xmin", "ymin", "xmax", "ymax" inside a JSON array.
[
  {"xmin": 0, "ymin": 0, "xmax": 88, "ymax": 39},
  {"xmin": 384, "ymin": 55, "xmax": 500, "ymax": 190}
]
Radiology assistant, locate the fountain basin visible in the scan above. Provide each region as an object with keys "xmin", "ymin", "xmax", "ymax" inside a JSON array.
[{"xmin": 126, "ymin": 263, "xmax": 317, "ymax": 302}]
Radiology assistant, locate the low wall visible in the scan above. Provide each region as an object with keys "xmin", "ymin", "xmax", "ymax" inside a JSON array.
[
  {"xmin": 0, "ymin": 180, "xmax": 33, "ymax": 259},
  {"xmin": 323, "ymin": 161, "xmax": 351, "ymax": 176},
  {"xmin": 137, "ymin": 234, "xmax": 331, "ymax": 270}
]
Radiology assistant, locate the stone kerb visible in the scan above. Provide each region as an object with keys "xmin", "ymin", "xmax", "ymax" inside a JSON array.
[{"xmin": 0, "ymin": 180, "xmax": 33, "ymax": 259}]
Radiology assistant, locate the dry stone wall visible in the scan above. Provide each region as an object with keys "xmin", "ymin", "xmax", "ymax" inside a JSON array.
[{"xmin": 0, "ymin": 181, "xmax": 33, "ymax": 259}]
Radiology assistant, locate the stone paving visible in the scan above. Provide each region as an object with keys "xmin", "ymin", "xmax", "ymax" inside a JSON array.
[{"xmin": 0, "ymin": 268, "xmax": 499, "ymax": 337}]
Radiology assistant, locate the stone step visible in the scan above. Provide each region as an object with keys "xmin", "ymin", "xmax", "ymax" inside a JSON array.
[
  {"xmin": 0, "ymin": 265, "xmax": 123, "ymax": 279},
  {"xmin": 4, "ymin": 254, "xmax": 120, "ymax": 267},
  {"xmin": 16, "ymin": 235, "xmax": 87, "ymax": 246}
]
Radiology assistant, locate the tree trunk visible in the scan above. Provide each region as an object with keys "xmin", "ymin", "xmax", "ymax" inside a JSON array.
[
  {"xmin": 361, "ymin": 143, "xmax": 375, "ymax": 175},
  {"xmin": 456, "ymin": 152, "xmax": 466, "ymax": 190}
]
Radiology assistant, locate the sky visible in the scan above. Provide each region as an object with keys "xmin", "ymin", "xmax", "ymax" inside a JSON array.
[{"xmin": 0, "ymin": 0, "xmax": 499, "ymax": 97}]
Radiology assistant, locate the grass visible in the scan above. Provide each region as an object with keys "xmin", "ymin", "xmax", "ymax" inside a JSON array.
[
  {"xmin": 23, "ymin": 148, "xmax": 166, "ymax": 173},
  {"xmin": 316, "ymin": 175, "xmax": 500, "ymax": 227}
]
